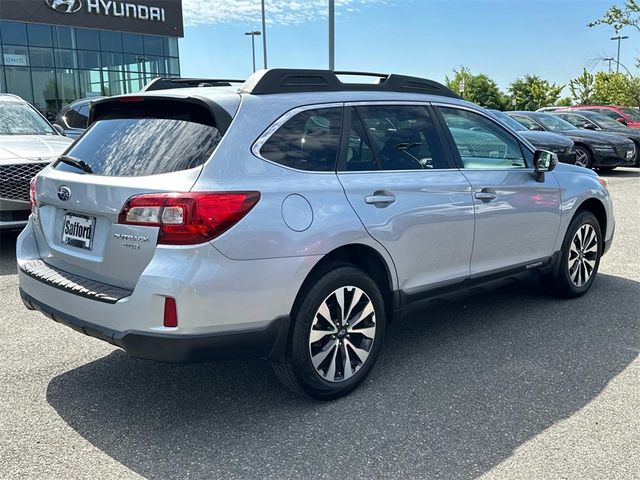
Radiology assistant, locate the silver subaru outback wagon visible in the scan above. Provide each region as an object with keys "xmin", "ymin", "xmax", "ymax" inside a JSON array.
[{"xmin": 17, "ymin": 69, "xmax": 614, "ymax": 399}]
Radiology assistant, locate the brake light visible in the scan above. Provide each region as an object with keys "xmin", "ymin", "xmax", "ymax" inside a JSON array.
[
  {"xmin": 118, "ymin": 96, "xmax": 145, "ymax": 103},
  {"xmin": 29, "ymin": 177, "xmax": 38, "ymax": 209},
  {"xmin": 118, "ymin": 192, "xmax": 260, "ymax": 245}
]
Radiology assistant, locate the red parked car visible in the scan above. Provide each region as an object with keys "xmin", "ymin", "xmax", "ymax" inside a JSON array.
[{"xmin": 565, "ymin": 105, "xmax": 640, "ymax": 129}]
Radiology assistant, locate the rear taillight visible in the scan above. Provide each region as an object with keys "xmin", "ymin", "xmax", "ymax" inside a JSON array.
[
  {"xmin": 118, "ymin": 192, "xmax": 260, "ymax": 245},
  {"xmin": 29, "ymin": 177, "xmax": 38, "ymax": 209}
]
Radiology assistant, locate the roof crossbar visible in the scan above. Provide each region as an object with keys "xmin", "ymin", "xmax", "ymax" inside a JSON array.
[{"xmin": 239, "ymin": 69, "xmax": 460, "ymax": 98}]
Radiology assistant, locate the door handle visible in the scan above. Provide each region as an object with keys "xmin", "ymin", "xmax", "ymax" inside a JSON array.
[
  {"xmin": 365, "ymin": 190, "xmax": 396, "ymax": 207},
  {"xmin": 474, "ymin": 189, "xmax": 497, "ymax": 202}
]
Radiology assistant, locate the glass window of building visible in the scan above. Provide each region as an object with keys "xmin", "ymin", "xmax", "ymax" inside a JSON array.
[
  {"xmin": 77, "ymin": 50, "xmax": 101, "ymax": 69},
  {"xmin": 143, "ymin": 35, "xmax": 163, "ymax": 55},
  {"xmin": 78, "ymin": 70, "xmax": 103, "ymax": 97},
  {"xmin": 5, "ymin": 67, "xmax": 33, "ymax": 104},
  {"xmin": 103, "ymin": 70, "xmax": 125, "ymax": 96},
  {"xmin": 122, "ymin": 33, "xmax": 144, "ymax": 54},
  {"xmin": 31, "ymin": 67, "xmax": 58, "ymax": 119},
  {"xmin": 167, "ymin": 37, "xmax": 179, "ymax": 57},
  {"xmin": 0, "ymin": 21, "xmax": 28, "ymax": 45},
  {"xmin": 53, "ymin": 26, "xmax": 75, "ymax": 49},
  {"xmin": 29, "ymin": 47, "xmax": 55, "ymax": 68},
  {"xmin": 102, "ymin": 52, "xmax": 124, "ymax": 70},
  {"xmin": 55, "ymin": 50, "xmax": 77, "ymax": 69},
  {"xmin": 99, "ymin": 31, "xmax": 122, "ymax": 52},
  {"xmin": 56, "ymin": 69, "xmax": 79, "ymax": 108},
  {"xmin": 2, "ymin": 45, "xmax": 29, "ymax": 67},
  {"xmin": 75, "ymin": 28, "xmax": 100, "ymax": 51},
  {"xmin": 27, "ymin": 24, "xmax": 53, "ymax": 47}
]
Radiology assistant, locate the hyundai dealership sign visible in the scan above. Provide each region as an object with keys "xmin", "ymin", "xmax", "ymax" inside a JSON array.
[{"xmin": 0, "ymin": 0, "xmax": 183, "ymax": 37}]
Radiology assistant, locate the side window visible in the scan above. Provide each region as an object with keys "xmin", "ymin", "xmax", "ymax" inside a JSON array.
[
  {"xmin": 77, "ymin": 105, "xmax": 89, "ymax": 128},
  {"xmin": 562, "ymin": 113, "xmax": 591, "ymax": 128},
  {"xmin": 439, "ymin": 107, "xmax": 527, "ymax": 169},
  {"xmin": 596, "ymin": 109, "xmax": 619, "ymax": 120},
  {"xmin": 66, "ymin": 106, "xmax": 88, "ymax": 128},
  {"xmin": 343, "ymin": 105, "xmax": 448, "ymax": 171},
  {"xmin": 260, "ymin": 107, "xmax": 342, "ymax": 171}
]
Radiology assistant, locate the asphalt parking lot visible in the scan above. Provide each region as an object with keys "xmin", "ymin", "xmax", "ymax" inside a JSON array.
[{"xmin": 0, "ymin": 169, "xmax": 638, "ymax": 480}]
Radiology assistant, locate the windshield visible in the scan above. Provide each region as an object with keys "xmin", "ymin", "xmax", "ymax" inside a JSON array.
[
  {"xmin": 0, "ymin": 101, "xmax": 56, "ymax": 135},
  {"xmin": 533, "ymin": 114, "xmax": 576, "ymax": 132},
  {"xmin": 588, "ymin": 112, "xmax": 631, "ymax": 129},
  {"xmin": 489, "ymin": 110, "xmax": 527, "ymax": 131},
  {"xmin": 620, "ymin": 107, "xmax": 640, "ymax": 121}
]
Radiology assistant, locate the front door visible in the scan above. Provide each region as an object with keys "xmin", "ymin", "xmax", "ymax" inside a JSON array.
[{"xmin": 436, "ymin": 106, "xmax": 562, "ymax": 276}]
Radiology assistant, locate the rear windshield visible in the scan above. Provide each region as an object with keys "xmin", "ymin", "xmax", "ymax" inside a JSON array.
[{"xmin": 54, "ymin": 104, "xmax": 222, "ymax": 176}]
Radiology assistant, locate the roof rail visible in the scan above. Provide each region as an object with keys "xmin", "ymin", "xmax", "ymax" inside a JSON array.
[
  {"xmin": 141, "ymin": 77, "xmax": 245, "ymax": 92},
  {"xmin": 239, "ymin": 69, "xmax": 460, "ymax": 98}
]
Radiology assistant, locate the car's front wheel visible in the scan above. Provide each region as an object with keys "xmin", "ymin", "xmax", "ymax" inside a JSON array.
[
  {"xmin": 574, "ymin": 145, "xmax": 593, "ymax": 169},
  {"xmin": 272, "ymin": 265, "xmax": 386, "ymax": 400},
  {"xmin": 542, "ymin": 210, "xmax": 602, "ymax": 298}
]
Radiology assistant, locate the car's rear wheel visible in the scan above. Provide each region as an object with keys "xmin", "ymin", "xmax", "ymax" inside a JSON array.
[
  {"xmin": 542, "ymin": 210, "xmax": 602, "ymax": 298},
  {"xmin": 272, "ymin": 265, "xmax": 386, "ymax": 400},
  {"xmin": 574, "ymin": 145, "xmax": 592, "ymax": 169}
]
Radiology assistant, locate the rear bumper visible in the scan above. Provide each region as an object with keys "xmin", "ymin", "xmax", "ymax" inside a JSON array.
[{"xmin": 21, "ymin": 288, "xmax": 290, "ymax": 362}]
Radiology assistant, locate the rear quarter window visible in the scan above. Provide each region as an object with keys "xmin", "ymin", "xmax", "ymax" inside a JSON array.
[
  {"xmin": 54, "ymin": 100, "xmax": 223, "ymax": 177},
  {"xmin": 259, "ymin": 107, "xmax": 342, "ymax": 171}
]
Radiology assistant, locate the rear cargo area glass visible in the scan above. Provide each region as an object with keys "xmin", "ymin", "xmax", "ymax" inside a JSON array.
[{"xmin": 55, "ymin": 117, "xmax": 222, "ymax": 176}]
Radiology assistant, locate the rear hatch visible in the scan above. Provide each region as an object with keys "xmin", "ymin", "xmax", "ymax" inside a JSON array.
[{"xmin": 31, "ymin": 94, "xmax": 239, "ymax": 290}]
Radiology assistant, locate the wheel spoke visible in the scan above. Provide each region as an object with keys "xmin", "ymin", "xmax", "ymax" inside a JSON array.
[
  {"xmin": 348, "ymin": 325, "xmax": 376, "ymax": 339},
  {"xmin": 335, "ymin": 288, "xmax": 346, "ymax": 324},
  {"xmin": 309, "ymin": 328, "xmax": 335, "ymax": 343},
  {"xmin": 583, "ymin": 258, "xmax": 596, "ymax": 275},
  {"xmin": 344, "ymin": 288, "xmax": 363, "ymax": 324},
  {"xmin": 349, "ymin": 302, "xmax": 375, "ymax": 329},
  {"xmin": 345, "ymin": 339, "xmax": 370, "ymax": 365},
  {"xmin": 311, "ymin": 339, "xmax": 337, "ymax": 369},
  {"xmin": 324, "ymin": 343, "xmax": 339, "ymax": 381},
  {"xmin": 317, "ymin": 301, "xmax": 337, "ymax": 329},
  {"xmin": 342, "ymin": 342, "xmax": 354, "ymax": 380}
]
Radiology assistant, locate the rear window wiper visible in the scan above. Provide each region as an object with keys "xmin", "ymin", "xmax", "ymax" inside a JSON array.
[{"xmin": 55, "ymin": 155, "xmax": 94, "ymax": 174}]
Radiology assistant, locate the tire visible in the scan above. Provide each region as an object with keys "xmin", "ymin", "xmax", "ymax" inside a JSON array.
[
  {"xmin": 574, "ymin": 145, "xmax": 593, "ymax": 169},
  {"xmin": 542, "ymin": 210, "xmax": 602, "ymax": 298},
  {"xmin": 272, "ymin": 265, "xmax": 386, "ymax": 400}
]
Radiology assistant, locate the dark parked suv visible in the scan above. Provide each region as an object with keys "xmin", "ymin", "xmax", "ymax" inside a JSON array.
[{"xmin": 54, "ymin": 97, "xmax": 105, "ymax": 139}]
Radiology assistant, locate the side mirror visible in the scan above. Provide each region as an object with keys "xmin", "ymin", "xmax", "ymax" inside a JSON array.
[
  {"xmin": 52, "ymin": 124, "xmax": 66, "ymax": 136},
  {"xmin": 582, "ymin": 122, "xmax": 597, "ymax": 130},
  {"xmin": 529, "ymin": 124, "xmax": 544, "ymax": 131},
  {"xmin": 533, "ymin": 150, "xmax": 558, "ymax": 182},
  {"xmin": 616, "ymin": 117, "xmax": 628, "ymax": 125}
]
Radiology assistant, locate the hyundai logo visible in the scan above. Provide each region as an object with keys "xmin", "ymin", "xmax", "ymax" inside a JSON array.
[
  {"xmin": 58, "ymin": 186, "xmax": 72, "ymax": 201},
  {"xmin": 44, "ymin": 0, "xmax": 83, "ymax": 14}
]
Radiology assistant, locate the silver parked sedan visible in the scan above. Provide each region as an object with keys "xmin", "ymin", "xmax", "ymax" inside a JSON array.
[
  {"xmin": 18, "ymin": 70, "xmax": 614, "ymax": 399},
  {"xmin": 0, "ymin": 94, "xmax": 73, "ymax": 229}
]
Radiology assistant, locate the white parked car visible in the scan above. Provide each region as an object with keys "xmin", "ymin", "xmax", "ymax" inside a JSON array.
[{"xmin": 0, "ymin": 94, "xmax": 73, "ymax": 229}]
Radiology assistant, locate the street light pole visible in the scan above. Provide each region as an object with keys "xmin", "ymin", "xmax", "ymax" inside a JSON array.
[
  {"xmin": 244, "ymin": 31, "xmax": 261, "ymax": 73},
  {"xmin": 329, "ymin": 0, "xmax": 335, "ymax": 70},
  {"xmin": 610, "ymin": 35, "xmax": 629, "ymax": 73},
  {"xmin": 261, "ymin": 0, "xmax": 268, "ymax": 69}
]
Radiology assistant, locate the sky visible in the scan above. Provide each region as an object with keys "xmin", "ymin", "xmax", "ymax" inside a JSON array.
[{"xmin": 178, "ymin": 0, "xmax": 638, "ymax": 93}]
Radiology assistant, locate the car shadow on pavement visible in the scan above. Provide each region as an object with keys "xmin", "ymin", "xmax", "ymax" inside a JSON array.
[
  {"xmin": 599, "ymin": 167, "xmax": 640, "ymax": 178},
  {"xmin": 46, "ymin": 273, "xmax": 639, "ymax": 480},
  {"xmin": 0, "ymin": 230, "xmax": 19, "ymax": 276}
]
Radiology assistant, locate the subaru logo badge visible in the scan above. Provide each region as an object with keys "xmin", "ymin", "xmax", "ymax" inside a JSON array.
[
  {"xmin": 44, "ymin": 0, "xmax": 83, "ymax": 14},
  {"xmin": 58, "ymin": 186, "xmax": 71, "ymax": 201}
]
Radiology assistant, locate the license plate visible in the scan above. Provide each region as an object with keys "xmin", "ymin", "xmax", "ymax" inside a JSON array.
[{"xmin": 62, "ymin": 213, "xmax": 95, "ymax": 250}]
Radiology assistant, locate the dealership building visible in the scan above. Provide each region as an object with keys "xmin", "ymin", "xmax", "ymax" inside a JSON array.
[{"xmin": 0, "ymin": 0, "xmax": 184, "ymax": 118}]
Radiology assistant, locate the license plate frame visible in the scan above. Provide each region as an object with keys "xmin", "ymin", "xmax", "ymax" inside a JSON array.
[{"xmin": 62, "ymin": 212, "xmax": 96, "ymax": 250}]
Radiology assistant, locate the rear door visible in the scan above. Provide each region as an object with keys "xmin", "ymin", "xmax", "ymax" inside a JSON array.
[
  {"xmin": 32, "ymin": 95, "xmax": 237, "ymax": 289},
  {"xmin": 337, "ymin": 104, "xmax": 475, "ymax": 297},
  {"xmin": 435, "ymin": 105, "xmax": 562, "ymax": 275}
]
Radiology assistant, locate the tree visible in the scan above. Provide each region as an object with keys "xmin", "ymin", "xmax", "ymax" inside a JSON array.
[
  {"xmin": 593, "ymin": 72, "xmax": 640, "ymax": 106},
  {"xmin": 508, "ymin": 75, "xmax": 564, "ymax": 110},
  {"xmin": 445, "ymin": 67, "xmax": 507, "ymax": 109},
  {"xmin": 588, "ymin": 0, "xmax": 640, "ymax": 33},
  {"xmin": 569, "ymin": 69, "xmax": 596, "ymax": 104}
]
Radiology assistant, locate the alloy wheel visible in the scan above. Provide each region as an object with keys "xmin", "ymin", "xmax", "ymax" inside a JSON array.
[
  {"xmin": 574, "ymin": 148, "xmax": 590, "ymax": 168},
  {"xmin": 568, "ymin": 224, "xmax": 598, "ymax": 287},
  {"xmin": 308, "ymin": 286, "xmax": 377, "ymax": 383}
]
